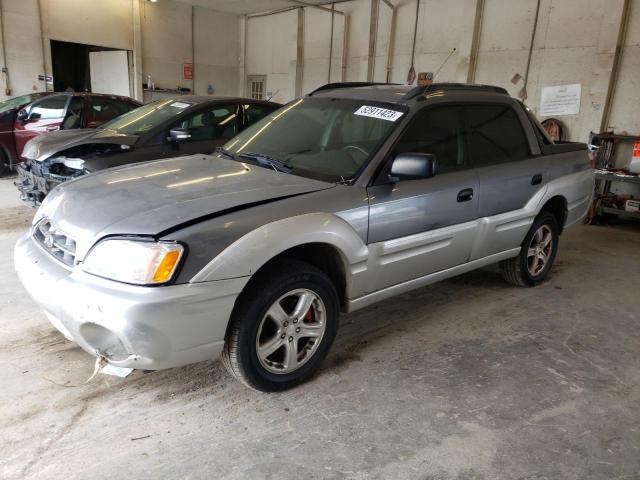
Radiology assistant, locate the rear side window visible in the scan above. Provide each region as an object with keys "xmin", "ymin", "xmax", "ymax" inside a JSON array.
[
  {"xmin": 244, "ymin": 103, "xmax": 277, "ymax": 127},
  {"xmin": 393, "ymin": 106, "xmax": 466, "ymax": 174},
  {"xmin": 464, "ymin": 105, "xmax": 530, "ymax": 167},
  {"xmin": 90, "ymin": 98, "xmax": 137, "ymax": 124},
  {"xmin": 29, "ymin": 96, "xmax": 68, "ymax": 120}
]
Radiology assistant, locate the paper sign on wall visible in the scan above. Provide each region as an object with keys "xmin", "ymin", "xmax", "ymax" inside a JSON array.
[{"xmin": 540, "ymin": 84, "xmax": 581, "ymax": 116}]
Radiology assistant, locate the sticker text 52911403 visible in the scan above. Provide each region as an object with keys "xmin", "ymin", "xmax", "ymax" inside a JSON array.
[{"xmin": 354, "ymin": 105, "xmax": 403, "ymax": 122}]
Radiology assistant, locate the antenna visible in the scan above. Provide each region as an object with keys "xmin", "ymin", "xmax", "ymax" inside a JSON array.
[{"xmin": 434, "ymin": 48, "xmax": 457, "ymax": 79}]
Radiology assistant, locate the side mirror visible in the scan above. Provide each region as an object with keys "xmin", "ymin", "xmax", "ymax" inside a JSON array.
[
  {"xmin": 27, "ymin": 112, "xmax": 42, "ymax": 122},
  {"xmin": 390, "ymin": 152, "xmax": 437, "ymax": 181},
  {"xmin": 168, "ymin": 127, "xmax": 191, "ymax": 142}
]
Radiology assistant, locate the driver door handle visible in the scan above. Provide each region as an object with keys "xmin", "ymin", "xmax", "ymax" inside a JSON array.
[{"xmin": 457, "ymin": 188, "xmax": 474, "ymax": 202}]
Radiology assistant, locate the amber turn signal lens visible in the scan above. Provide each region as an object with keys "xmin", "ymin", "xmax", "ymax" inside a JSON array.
[{"xmin": 153, "ymin": 250, "xmax": 182, "ymax": 283}]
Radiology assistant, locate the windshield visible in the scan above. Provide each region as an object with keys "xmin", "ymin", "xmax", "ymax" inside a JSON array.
[
  {"xmin": 223, "ymin": 97, "xmax": 405, "ymax": 183},
  {"xmin": 99, "ymin": 98, "xmax": 195, "ymax": 135},
  {"xmin": 0, "ymin": 94, "xmax": 36, "ymax": 114}
]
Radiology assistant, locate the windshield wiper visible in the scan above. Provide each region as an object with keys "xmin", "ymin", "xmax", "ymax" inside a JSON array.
[
  {"xmin": 237, "ymin": 152, "xmax": 293, "ymax": 174},
  {"xmin": 215, "ymin": 146, "xmax": 236, "ymax": 160}
]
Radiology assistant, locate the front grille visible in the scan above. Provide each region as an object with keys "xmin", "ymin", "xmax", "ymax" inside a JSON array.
[{"xmin": 33, "ymin": 218, "xmax": 77, "ymax": 267}]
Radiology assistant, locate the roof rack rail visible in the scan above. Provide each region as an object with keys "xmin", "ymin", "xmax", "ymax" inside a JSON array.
[
  {"xmin": 404, "ymin": 83, "xmax": 509, "ymax": 100},
  {"xmin": 308, "ymin": 82, "xmax": 400, "ymax": 95}
]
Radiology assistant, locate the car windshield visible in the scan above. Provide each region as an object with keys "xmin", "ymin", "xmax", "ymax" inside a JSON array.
[
  {"xmin": 0, "ymin": 94, "xmax": 36, "ymax": 114},
  {"xmin": 222, "ymin": 97, "xmax": 405, "ymax": 183},
  {"xmin": 98, "ymin": 98, "xmax": 195, "ymax": 135}
]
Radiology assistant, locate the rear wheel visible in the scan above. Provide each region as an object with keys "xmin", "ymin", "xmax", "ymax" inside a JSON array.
[
  {"xmin": 500, "ymin": 211, "xmax": 559, "ymax": 287},
  {"xmin": 222, "ymin": 259, "xmax": 339, "ymax": 392}
]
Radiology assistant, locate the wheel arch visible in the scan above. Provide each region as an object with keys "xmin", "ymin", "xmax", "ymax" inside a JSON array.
[
  {"xmin": 540, "ymin": 195, "xmax": 568, "ymax": 233},
  {"xmin": 190, "ymin": 212, "xmax": 369, "ymax": 303}
]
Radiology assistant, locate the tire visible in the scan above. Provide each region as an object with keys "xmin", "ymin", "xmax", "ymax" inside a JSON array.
[
  {"xmin": 0, "ymin": 150, "xmax": 9, "ymax": 177},
  {"xmin": 222, "ymin": 259, "xmax": 339, "ymax": 392},
  {"xmin": 500, "ymin": 211, "xmax": 559, "ymax": 287}
]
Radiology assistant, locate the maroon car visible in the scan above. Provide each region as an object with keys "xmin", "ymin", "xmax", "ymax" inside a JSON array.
[{"xmin": 0, "ymin": 92, "xmax": 140, "ymax": 175}]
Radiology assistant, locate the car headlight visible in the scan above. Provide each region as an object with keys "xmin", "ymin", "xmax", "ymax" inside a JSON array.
[{"xmin": 82, "ymin": 239, "xmax": 184, "ymax": 285}]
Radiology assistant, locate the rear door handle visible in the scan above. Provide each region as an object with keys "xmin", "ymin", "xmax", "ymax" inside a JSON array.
[
  {"xmin": 531, "ymin": 174, "xmax": 543, "ymax": 185},
  {"xmin": 45, "ymin": 126, "xmax": 57, "ymax": 132},
  {"xmin": 457, "ymin": 188, "xmax": 474, "ymax": 202}
]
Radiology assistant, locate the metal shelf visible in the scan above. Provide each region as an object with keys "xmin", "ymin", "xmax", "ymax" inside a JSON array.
[{"xmin": 601, "ymin": 206, "xmax": 640, "ymax": 219}]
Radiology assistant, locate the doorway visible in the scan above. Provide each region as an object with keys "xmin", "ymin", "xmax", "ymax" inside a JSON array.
[{"xmin": 50, "ymin": 40, "xmax": 131, "ymax": 97}]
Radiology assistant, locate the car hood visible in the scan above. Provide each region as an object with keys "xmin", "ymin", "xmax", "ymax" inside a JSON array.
[
  {"xmin": 22, "ymin": 128, "xmax": 138, "ymax": 162},
  {"xmin": 38, "ymin": 154, "xmax": 334, "ymax": 260}
]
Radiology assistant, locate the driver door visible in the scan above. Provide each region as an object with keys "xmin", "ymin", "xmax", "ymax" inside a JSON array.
[{"xmin": 366, "ymin": 105, "xmax": 480, "ymax": 292}]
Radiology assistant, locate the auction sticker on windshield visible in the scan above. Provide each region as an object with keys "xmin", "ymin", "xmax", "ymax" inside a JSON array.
[
  {"xmin": 354, "ymin": 105, "xmax": 403, "ymax": 122},
  {"xmin": 170, "ymin": 101, "xmax": 191, "ymax": 109}
]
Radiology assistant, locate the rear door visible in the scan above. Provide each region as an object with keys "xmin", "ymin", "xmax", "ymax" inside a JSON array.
[
  {"xmin": 162, "ymin": 103, "xmax": 241, "ymax": 156},
  {"xmin": 13, "ymin": 95, "xmax": 70, "ymax": 156},
  {"xmin": 366, "ymin": 105, "xmax": 480, "ymax": 292},
  {"xmin": 463, "ymin": 103, "xmax": 548, "ymax": 259}
]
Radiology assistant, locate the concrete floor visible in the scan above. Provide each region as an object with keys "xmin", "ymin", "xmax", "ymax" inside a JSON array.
[{"xmin": 1, "ymin": 175, "xmax": 639, "ymax": 480}]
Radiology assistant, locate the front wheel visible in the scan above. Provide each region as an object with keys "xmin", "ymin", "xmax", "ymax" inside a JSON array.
[
  {"xmin": 222, "ymin": 259, "xmax": 339, "ymax": 392},
  {"xmin": 500, "ymin": 211, "xmax": 559, "ymax": 287}
]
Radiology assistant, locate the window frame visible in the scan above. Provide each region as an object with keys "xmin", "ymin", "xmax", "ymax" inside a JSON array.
[
  {"xmin": 461, "ymin": 102, "xmax": 534, "ymax": 169},
  {"xmin": 374, "ymin": 103, "xmax": 471, "ymax": 184}
]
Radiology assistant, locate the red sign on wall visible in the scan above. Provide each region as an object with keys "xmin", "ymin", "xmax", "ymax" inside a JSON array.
[{"xmin": 183, "ymin": 63, "xmax": 193, "ymax": 80}]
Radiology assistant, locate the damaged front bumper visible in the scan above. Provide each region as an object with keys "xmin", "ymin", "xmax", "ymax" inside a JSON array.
[
  {"xmin": 14, "ymin": 232, "xmax": 249, "ymax": 370},
  {"xmin": 14, "ymin": 160, "xmax": 79, "ymax": 207}
]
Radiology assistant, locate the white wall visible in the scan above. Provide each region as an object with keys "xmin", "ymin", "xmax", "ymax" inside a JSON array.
[
  {"xmin": 475, "ymin": 0, "xmax": 626, "ymax": 143},
  {"xmin": 607, "ymin": 0, "xmax": 640, "ymax": 134},
  {"xmin": 193, "ymin": 7, "xmax": 241, "ymax": 97},
  {"xmin": 245, "ymin": 9, "xmax": 298, "ymax": 104},
  {"xmin": 0, "ymin": 0, "xmax": 242, "ymax": 101},
  {"xmin": 0, "ymin": 0, "xmax": 638, "ymax": 140}
]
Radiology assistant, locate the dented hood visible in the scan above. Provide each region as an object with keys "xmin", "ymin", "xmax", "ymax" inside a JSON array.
[
  {"xmin": 38, "ymin": 154, "xmax": 334, "ymax": 260},
  {"xmin": 22, "ymin": 128, "xmax": 138, "ymax": 162}
]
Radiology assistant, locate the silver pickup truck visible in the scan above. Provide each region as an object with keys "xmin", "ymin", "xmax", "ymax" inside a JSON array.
[{"xmin": 14, "ymin": 83, "xmax": 593, "ymax": 391}]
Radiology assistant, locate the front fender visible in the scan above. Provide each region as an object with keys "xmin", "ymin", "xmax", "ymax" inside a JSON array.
[{"xmin": 190, "ymin": 213, "xmax": 369, "ymax": 295}]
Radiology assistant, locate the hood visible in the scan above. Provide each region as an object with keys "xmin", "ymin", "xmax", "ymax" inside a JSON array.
[
  {"xmin": 22, "ymin": 128, "xmax": 139, "ymax": 162},
  {"xmin": 39, "ymin": 154, "xmax": 334, "ymax": 260}
]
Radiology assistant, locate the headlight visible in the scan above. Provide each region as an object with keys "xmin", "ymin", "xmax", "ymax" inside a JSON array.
[{"xmin": 82, "ymin": 239, "xmax": 184, "ymax": 285}]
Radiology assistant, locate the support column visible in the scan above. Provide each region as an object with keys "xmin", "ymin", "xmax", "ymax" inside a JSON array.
[
  {"xmin": 295, "ymin": 7, "xmax": 305, "ymax": 97},
  {"xmin": 132, "ymin": 0, "xmax": 143, "ymax": 102}
]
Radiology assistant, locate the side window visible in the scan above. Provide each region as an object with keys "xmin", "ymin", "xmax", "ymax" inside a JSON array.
[
  {"xmin": 464, "ymin": 105, "xmax": 530, "ymax": 167},
  {"xmin": 176, "ymin": 104, "xmax": 238, "ymax": 141},
  {"xmin": 393, "ymin": 106, "xmax": 466, "ymax": 174},
  {"xmin": 61, "ymin": 97, "xmax": 84, "ymax": 129},
  {"xmin": 89, "ymin": 98, "xmax": 134, "ymax": 124},
  {"xmin": 244, "ymin": 103, "xmax": 277, "ymax": 127},
  {"xmin": 29, "ymin": 96, "xmax": 68, "ymax": 120}
]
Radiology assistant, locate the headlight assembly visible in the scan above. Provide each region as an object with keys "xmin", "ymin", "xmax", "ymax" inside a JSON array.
[{"xmin": 82, "ymin": 239, "xmax": 184, "ymax": 285}]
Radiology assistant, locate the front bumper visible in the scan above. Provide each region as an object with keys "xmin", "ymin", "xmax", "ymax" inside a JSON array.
[
  {"xmin": 14, "ymin": 162, "xmax": 63, "ymax": 207},
  {"xmin": 14, "ymin": 233, "xmax": 249, "ymax": 370}
]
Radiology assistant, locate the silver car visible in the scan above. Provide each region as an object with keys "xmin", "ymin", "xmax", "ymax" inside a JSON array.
[{"xmin": 14, "ymin": 83, "xmax": 594, "ymax": 391}]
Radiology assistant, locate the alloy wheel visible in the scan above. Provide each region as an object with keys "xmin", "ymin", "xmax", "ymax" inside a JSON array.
[
  {"xmin": 255, "ymin": 289, "xmax": 326, "ymax": 374},
  {"xmin": 527, "ymin": 225, "xmax": 553, "ymax": 276}
]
